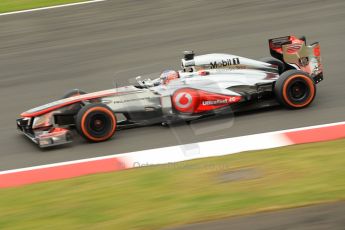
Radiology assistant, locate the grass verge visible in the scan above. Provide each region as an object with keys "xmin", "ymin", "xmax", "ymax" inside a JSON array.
[
  {"xmin": 0, "ymin": 0, "xmax": 90, "ymax": 13},
  {"xmin": 0, "ymin": 139, "xmax": 344, "ymax": 230}
]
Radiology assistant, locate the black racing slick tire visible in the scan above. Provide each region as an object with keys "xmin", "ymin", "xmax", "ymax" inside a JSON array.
[
  {"xmin": 61, "ymin": 89, "xmax": 87, "ymax": 99},
  {"xmin": 76, "ymin": 103, "xmax": 117, "ymax": 142},
  {"xmin": 274, "ymin": 70, "xmax": 316, "ymax": 109},
  {"xmin": 259, "ymin": 57, "xmax": 285, "ymax": 74}
]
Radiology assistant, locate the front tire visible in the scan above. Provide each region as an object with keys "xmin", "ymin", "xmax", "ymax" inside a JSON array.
[
  {"xmin": 76, "ymin": 103, "xmax": 117, "ymax": 142},
  {"xmin": 274, "ymin": 70, "xmax": 316, "ymax": 109}
]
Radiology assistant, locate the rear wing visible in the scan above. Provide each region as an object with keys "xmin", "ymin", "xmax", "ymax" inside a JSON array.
[{"xmin": 269, "ymin": 35, "xmax": 323, "ymax": 84}]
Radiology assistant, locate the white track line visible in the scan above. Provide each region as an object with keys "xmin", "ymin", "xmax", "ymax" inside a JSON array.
[{"xmin": 0, "ymin": 0, "xmax": 107, "ymax": 17}]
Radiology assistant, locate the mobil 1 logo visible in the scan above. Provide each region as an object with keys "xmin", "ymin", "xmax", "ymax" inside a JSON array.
[{"xmin": 210, "ymin": 57, "xmax": 240, "ymax": 69}]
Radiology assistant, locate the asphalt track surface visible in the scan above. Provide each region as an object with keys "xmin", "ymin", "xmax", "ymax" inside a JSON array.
[
  {"xmin": 167, "ymin": 202, "xmax": 345, "ymax": 230},
  {"xmin": 0, "ymin": 0, "xmax": 345, "ymax": 170}
]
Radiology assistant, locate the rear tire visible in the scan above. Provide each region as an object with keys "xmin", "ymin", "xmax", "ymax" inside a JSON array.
[
  {"xmin": 76, "ymin": 103, "xmax": 117, "ymax": 142},
  {"xmin": 259, "ymin": 57, "xmax": 285, "ymax": 74},
  {"xmin": 274, "ymin": 70, "xmax": 316, "ymax": 109}
]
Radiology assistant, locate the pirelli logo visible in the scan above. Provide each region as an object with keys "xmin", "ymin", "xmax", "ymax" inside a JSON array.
[{"xmin": 210, "ymin": 58, "xmax": 240, "ymax": 69}]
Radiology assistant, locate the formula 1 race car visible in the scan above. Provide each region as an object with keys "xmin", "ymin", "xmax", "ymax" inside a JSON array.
[{"xmin": 17, "ymin": 35, "xmax": 323, "ymax": 148}]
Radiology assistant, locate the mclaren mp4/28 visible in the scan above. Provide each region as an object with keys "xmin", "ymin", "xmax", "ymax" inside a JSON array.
[{"xmin": 17, "ymin": 35, "xmax": 323, "ymax": 148}]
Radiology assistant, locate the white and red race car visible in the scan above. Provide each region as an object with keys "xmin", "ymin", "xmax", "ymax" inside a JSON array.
[{"xmin": 17, "ymin": 35, "xmax": 323, "ymax": 148}]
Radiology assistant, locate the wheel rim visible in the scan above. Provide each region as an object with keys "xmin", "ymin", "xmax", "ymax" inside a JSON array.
[
  {"xmin": 90, "ymin": 114, "xmax": 108, "ymax": 133},
  {"xmin": 288, "ymin": 80, "xmax": 309, "ymax": 101},
  {"xmin": 87, "ymin": 112, "xmax": 111, "ymax": 136}
]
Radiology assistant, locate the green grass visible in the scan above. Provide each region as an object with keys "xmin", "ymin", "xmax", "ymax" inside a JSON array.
[
  {"xmin": 0, "ymin": 0, "xmax": 89, "ymax": 13},
  {"xmin": 0, "ymin": 139, "xmax": 345, "ymax": 230}
]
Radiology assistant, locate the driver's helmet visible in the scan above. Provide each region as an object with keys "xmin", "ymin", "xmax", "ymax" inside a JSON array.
[{"xmin": 159, "ymin": 70, "xmax": 179, "ymax": 85}]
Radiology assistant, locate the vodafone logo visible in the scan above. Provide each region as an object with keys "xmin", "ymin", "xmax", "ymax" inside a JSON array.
[
  {"xmin": 174, "ymin": 92, "xmax": 193, "ymax": 109},
  {"xmin": 172, "ymin": 88, "xmax": 199, "ymax": 113},
  {"xmin": 172, "ymin": 88, "xmax": 241, "ymax": 114}
]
